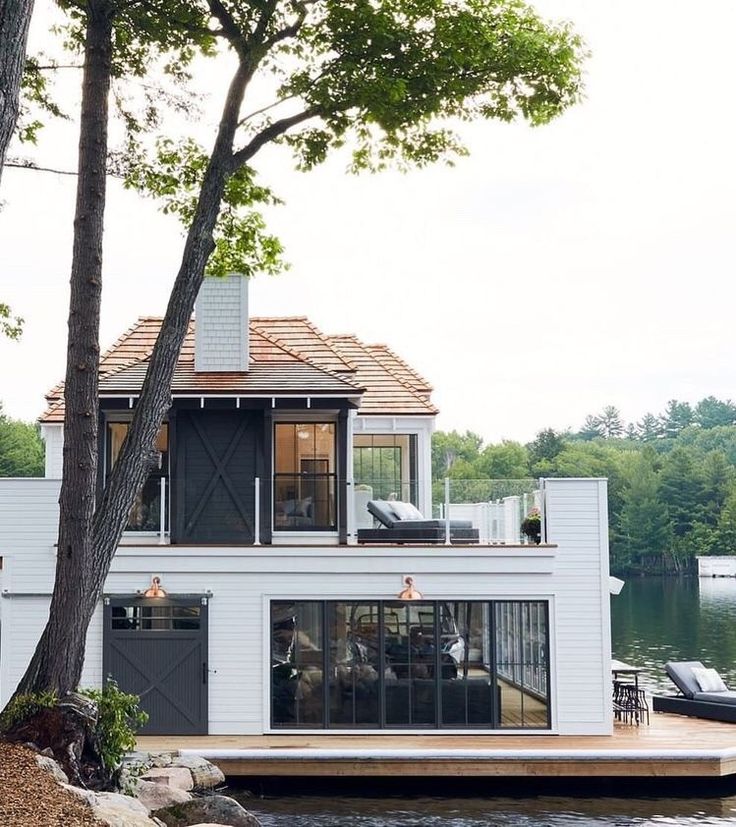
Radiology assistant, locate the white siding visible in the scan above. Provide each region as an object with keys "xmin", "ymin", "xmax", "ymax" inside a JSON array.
[
  {"xmin": 543, "ymin": 477, "xmax": 611, "ymax": 734},
  {"xmin": 40, "ymin": 425, "xmax": 63, "ymax": 478},
  {"xmin": 0, "ymin": 477, "xmax": 610, "ymax": 735}
]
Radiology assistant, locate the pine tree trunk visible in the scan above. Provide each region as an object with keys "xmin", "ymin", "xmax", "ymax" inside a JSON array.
[
  {"xmin": 0, "ymin": 0, "xmax": 34, "ymax": 186},
  {"xmin": 15, "ymin": 55, "xmax": 251, "ymax": 697},
  {"xmin": 14, "ymin": 0, "xmax": 114, "ymax": 697}
]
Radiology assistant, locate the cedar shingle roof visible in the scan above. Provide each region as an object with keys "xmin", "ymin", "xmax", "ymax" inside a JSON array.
[
  {"xmin": 41, "ymin": 316, "xmax": 436, "ymax": 422},
  {"xmin": 251, "ymin": 317, "xmax": 356, "ymax": 375},
  {"xmin": 327, "ymin": 335, "xmax": 438, "ymax": 415}
]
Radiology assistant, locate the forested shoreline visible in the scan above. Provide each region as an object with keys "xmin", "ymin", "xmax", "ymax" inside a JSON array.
[
  {"xmin": 4, "ymin": 397, "xmax": 736, "ymax": 575},
  {"xmin": 433, "ymin": 398, "xmax": 736, "ymax": 576}
]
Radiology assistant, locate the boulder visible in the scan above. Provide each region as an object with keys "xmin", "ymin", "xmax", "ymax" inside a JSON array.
[
  {"xmin": 141, "ymin": 766, "xmax": 194, "ymax": 791},
  {"xmin": 36, "ymin": 753, "xmax": 69, "ymax": 784},
  {"xmin": 170, "ymin": 755, "xmax": 224, "ymax": 790},
  {"xmin": 149, "ymin": 752, "xmax": 175, "ymax": 768},
  {"xmin": 92, "ymin": 790, "xmax": 161, "ymax": 827},
  {"xmin": 153, "ymin": 794, "xmax": 261, "ymax": 826},
  {"xmin": 135, "ymin": 779, "xmax": 192, "ymax": 812},
  {"xmin": 61, "ymin": 782, "xmax": 97, "ymax": 806}
]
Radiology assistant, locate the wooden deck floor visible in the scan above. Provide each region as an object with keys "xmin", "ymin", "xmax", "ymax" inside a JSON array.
[{"xmin": 137, "ymin": 713, "xmax": 736, "ymax": 778}]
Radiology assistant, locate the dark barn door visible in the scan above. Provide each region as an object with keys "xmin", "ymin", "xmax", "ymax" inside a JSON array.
[
  {"xmin": 176, "ymin": 410, "xmax": 260, "ymax": 544},
  {"xmin": 103, "ymin": 596, "xmax": 208, "ymax": 735}
]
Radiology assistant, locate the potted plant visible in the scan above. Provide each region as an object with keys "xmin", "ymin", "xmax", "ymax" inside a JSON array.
[{"xmin": 521, "ymin": 507, "xmax": 542, "ymax": 545}]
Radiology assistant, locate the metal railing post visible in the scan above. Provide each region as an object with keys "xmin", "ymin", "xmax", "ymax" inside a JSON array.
[
  {"xmin": 444, "ymin": 477, "xmax": 451, "ymax": 545},
  {"xmin": 539, "ymin": 482, "xmax": 547, "ymax": 544},
  {"xmin": 158, "ymin": 477, "xmax": 166, "ymax": 545},
  {"xmin": 253, "ymin": 476, "xmax": 261, "ymax": 546}
]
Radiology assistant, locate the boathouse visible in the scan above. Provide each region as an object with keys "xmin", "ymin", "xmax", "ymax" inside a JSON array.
[{"xmin": 0, "ymin": 277, "xmax": 612, "ymax": 737}]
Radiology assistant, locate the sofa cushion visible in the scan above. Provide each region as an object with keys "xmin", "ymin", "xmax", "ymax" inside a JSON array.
[
  {"xmin": 665, "ymin": 660, "xmax": 706, "ymax": 699},
  {"xmin": 693, "ymin": 690, "xmax": 736, "ymax": 705},
  {"xmin": 367, "ymin": 500, "xmax": 400, "ymax": 527}
]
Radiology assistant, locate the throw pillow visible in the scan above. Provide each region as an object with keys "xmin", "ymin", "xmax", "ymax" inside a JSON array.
[
  {"xmin": 295, "ymin": 497, "xmax": 313, "ymax": 518},
  {"xmin": 692, "ymin": 666, "xmax": 728, "ymax": 693},
  {"xmin": 390, "ymin": 501, "xmax": 423, "ymax": 521}
]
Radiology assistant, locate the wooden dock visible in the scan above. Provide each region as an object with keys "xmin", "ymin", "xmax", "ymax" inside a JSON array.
[{"xmin": 137, "ymin": 713, "xmax": 736, "ymax": 779}]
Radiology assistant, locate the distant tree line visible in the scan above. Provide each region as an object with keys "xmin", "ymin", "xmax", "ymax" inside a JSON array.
[{"xmin": 432, "ymin": 397, "xmax": 736, "ymax": 576}]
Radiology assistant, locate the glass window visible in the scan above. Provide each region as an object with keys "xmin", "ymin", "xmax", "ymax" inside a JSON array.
[
  {"xmin": 327, "ymin": 603, "xmax": 381, "ymax": 727},
  {"xmin": 110, "ymin": 604, "xmax": 200, "ymax": 631},
  {"xmin": 271, "ymin": 601, "xmax": 325, "ymax": 727},
  {"xmin": 274, "ymin": 423, "xmax": 336, "ymax": 531},
  {"xmin": 270, "ymin": 599, "xmax": 549, "ymax": 729},
  {"xmin": 107, "ymin": 421, "xmax": 168, "ymax": 532},
  {"xmin": 353, "ymin": 434, "xmax": 417, "ymax": 505},
  {"xmin": 494, "ymin": 601, "xmax": 549, "ymax": 728}
]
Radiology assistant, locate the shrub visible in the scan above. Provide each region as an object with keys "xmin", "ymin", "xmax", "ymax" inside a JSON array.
[
  {"xmin": 81, "ymin": 680, "xmax": 148, "ymax": 773},
  {"xmin": 0, "ymin": 690, "xmax": 57, "ymax": 733}
]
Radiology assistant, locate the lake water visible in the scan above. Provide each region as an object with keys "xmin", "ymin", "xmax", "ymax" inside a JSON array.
[{"xmin": 233, "ymin": 577, "xmax": 736, "ymax": 826}]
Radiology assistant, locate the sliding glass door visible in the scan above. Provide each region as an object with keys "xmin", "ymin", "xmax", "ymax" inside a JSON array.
[{"xmin": 270, "ymin": 600, "xmax": 550, "ymax": 730}]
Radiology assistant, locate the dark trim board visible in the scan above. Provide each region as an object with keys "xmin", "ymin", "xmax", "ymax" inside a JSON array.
[
  {"xmin": 653, "ymin": 695, "xmax": 736, "ymax": 723},
  {"xmin": 357, "ymin": 528, "xmax": 480, "ymax": 544}
]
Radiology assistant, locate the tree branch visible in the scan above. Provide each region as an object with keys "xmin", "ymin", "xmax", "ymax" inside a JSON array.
[
  {"xmin": 31, "ymin": 64, "xmax": 84, "ymax": 71},
  {"xmin": 206, "ymin": 0, "xmax": 249, "ymax": 57},
  {"xmin": 5, "ymin": 161, "xmax": 78, "ymax": 176},
  {"xmin": 265, "ymin": 0, "xmax": 312, "ymax": 48},
  {"xmin": 251, "ymin": 0, "xmax": 278, "ymax": 48},
  {"xmin": 6, "ymin": 160, "xmax": 124, "ymax": 178},
  {"xmin": 230, "ymin": 107, "xmax": 319, "ymax": 169}
]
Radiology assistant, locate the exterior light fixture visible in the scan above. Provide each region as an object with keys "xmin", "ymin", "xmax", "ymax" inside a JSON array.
[
  {"xmin": 143, "ymin": 576, "xmax": 167, "ymax": 598},
  {"xmin": 397, "ymin": 576, "xmax": 423, "ymax": 601}
]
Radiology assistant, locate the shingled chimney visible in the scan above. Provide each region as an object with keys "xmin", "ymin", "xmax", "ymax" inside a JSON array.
[{"xmin": 194, "ymin": 274, "xmax": 249, "ymax": 372}]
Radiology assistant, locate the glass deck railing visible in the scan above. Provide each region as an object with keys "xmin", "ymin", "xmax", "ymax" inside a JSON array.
[
  {"xmin": 432, "ymin": 479, "xmax": 545, "ymax": 545},
  {"xmin": 125, "ymin": 475, "xmax": 545, "ymax": 545}
]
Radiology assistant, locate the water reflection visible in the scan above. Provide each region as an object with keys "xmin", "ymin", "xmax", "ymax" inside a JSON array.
[
  {"xmin": 611, "ymin": 576, "xmax": 736, "ymax": 693},
  {"xmin": 237, "ymin": 791, "xmax": 736, "ymax": 826}
]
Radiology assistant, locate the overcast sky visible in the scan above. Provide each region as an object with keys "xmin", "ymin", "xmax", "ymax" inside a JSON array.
[{"xmin": 1, "ymin": 0, "xmax": 735, "ymax": 443}]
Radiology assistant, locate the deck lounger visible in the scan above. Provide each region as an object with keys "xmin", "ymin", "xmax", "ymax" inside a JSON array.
[
  {"xmin": 356, "ymin": 500, "xmax": 480, "ymax": 545},
  {"xmin": 652, "ymin": 661, "xmax": 736, "ymax": 722}
]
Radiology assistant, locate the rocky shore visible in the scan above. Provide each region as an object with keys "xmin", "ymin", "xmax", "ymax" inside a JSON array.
[{"xmin": 0, "ymin": 739, "xmax": 260, "ymax": 827}]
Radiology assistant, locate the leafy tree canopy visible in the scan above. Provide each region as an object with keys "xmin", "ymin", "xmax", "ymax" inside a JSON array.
[{"xmin": 0, "ymin": 404, "xmax": 44, "ymax": 477}]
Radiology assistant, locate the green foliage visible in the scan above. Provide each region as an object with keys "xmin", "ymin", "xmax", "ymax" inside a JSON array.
[
  {"xmin": 0, "ymin": 304, "xmax": 23, "ymax": 339},
  {"xmin": 431, "ymin": 430, "xmax": 484, "ymax": 479},
  {"xmin": 695, "ymin": 397, "xmax": 736, "ymax": 430},
  {"xmin": 0, "ymin": 406, "xmax": 45, "ymax": 477},
  {"xmin": 615, "ymin": 452, "xmax": 671, "ymax": 572},
  {"xmin": 81, "ymin": 680, "xmax": 148, "ymax": 773},
  {"xmin": 280, "ymin": 0, "xmax": 586, "ymax": 171},
  {"xmin": 120, "ymin": 138, "xmax": 287, "ymax": 277},
  {"xmin": 0, "ymin": 690, "xmax": 57, "ymax": 732}
]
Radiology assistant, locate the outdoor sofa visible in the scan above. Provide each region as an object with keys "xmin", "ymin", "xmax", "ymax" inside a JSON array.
[
  {"xmin": 356, "ymin": 499, "xmax": 480, "ymax": 545},
  {"xmin": 652, "ymin": 660, "xmax": 736, "ymax": 723}
]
